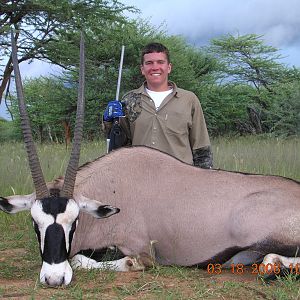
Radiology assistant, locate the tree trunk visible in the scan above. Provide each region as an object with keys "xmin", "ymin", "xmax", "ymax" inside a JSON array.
[
  {"xmin": 0, "ymin": 57, "xmax": 13, "ymax": 105},
  {"xmin": 247, "ymin": 107, "xmax": 262, "ymax": 134},
  {"xmin": 62, "ymin": 120, "xmax": 71, "ymax": 149},
  {"xmin": 47, "ymin": 125, "xmax": 53, "ymax": 142}
]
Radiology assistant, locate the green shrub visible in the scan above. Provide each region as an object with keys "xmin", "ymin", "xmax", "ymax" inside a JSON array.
[{"xmin": 0, "ymin": 119, "xmax": 21, "ymax": 142}]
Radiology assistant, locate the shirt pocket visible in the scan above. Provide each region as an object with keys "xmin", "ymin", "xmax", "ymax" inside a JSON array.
[{"xmin": 165, "ymin": 111, "xmax": 189, "ymax": 135}]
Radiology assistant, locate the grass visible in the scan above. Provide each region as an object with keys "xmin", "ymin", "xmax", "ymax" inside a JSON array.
[
  {"xmin": 213, "ymin": 136, "xmax": 300, "ymax": 180},
  {"xmin": 0, "ymin": 136, "xmax": 300, "ymax": 299},
  {"xmin": 0, "ymin": 140, "xmax": 107, "ymax": 195}
]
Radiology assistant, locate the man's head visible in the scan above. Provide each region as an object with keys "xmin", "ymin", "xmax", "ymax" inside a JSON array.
[
  {"xmin": 140, "ymin": 42, "xmax": 172, "ymax": 91},
  {"xmin": 140, "ymin": 43, "xmax": 170, "ymax": 65}
]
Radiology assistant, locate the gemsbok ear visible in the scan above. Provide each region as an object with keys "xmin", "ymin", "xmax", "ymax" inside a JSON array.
[
  {"xmin": 76, "ymin": 195, "xmax": 120, "ymax": 218},
  {"xmin": 0, "ymin": 194, "xmax": 35, "ymax": 213}
]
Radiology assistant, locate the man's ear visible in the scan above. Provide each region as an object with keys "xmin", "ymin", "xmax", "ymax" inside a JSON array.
[
  {"xmin": 0, "ymin": 193, "xmax": 35, "ymax": 214},
  {"xmin": 76, "ymin": 194, "xmax": 120, "ymax": 219},
  {"xmin": 140, "ymin": 64, "xmax": 145, "ymax": 76}
]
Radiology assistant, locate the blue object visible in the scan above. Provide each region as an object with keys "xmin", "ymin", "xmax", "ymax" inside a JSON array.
[{"xmin": 103, "ymin": 100, "xmax": 124, "ymax": 121}]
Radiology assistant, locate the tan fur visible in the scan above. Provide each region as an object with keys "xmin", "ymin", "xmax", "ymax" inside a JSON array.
[{"xmin": 62, "ymin": 146, "xmax": 299, "ymax": 266}]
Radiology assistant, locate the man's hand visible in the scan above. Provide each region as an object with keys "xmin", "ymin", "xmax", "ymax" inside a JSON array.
[{"xmin": 103, "ymin": 100, "xmax": 124, "ymax": 122}]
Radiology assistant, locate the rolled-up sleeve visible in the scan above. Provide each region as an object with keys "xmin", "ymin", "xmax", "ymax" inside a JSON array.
[{"xmin": 189, "ymin": 95, "xmax": 213, "ymax": 168}]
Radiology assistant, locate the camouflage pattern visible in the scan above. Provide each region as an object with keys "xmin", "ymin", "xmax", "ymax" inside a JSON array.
[
  {"xmin": 192, "ymin": 146, "xmax": 213, "ymax": 169},
  {"xmin": 122, "ymin": 92, "xmax": 142, "ymax": 123}
]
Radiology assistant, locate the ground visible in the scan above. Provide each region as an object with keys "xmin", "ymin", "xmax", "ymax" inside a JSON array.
[{"xmin": 1, "ymin": 246, "xmax": 291, "ymax": 300}]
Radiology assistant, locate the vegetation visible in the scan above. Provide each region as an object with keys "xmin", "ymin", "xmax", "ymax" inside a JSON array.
[
  {"xmin": 1, "ymin": 2, "xmax": 299, "ymax": 298},
  {"xmin": 0, "ymin": 138, "xmax": 299, "ymax": 299},
  {"xmin": 204, "ymin": 34, "xmax": 300, "ymax": 136},
  {"xmin": 0, "ymin": 0, "xmax": 137, "ymax": 101},
  {"xmin": 1, "ymin": 1, "xmax": 299, "ymax": 141},
  {"xmin": 0, "ymin": 117, "xmax": 19, "ymax": 142}
]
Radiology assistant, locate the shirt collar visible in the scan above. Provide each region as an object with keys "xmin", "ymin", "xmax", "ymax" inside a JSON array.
[{"xmin": 135, "ymin": 81, "xmax": 180, "ymax": 97}]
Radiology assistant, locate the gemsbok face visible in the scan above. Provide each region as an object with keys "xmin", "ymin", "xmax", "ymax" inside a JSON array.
[
  {"xmin": 31, "ymin": 196, "xmax": 79, "ymax": 286},
  {"xmin": 32, "ymin": 196, "xmax": 119, "ymax": 286},
  {"xmin": 0, "ymin": 31, "xmax": 119, "ymax": 287},
  {"xmin": 1, "ymin": 189, "xmax": 119, "ymax": 286},
  {"xmin": 34, "ymin": 197, "xmax": 120, "ymax": 285}
]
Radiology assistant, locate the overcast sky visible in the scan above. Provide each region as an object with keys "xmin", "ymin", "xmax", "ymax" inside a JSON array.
[
  {"xmin": 123, "ymin": 0, "xmax": 300, "ymax": 66},
  {"xmin": 1, "ymin": 0, "xmax": 300, "ymax": 119}
]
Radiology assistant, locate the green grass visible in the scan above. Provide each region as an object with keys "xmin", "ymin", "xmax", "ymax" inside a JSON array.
[
  {"xmin": 0, "ymin": 137, "xmax": 300, "ymax": 299},
  {"xmin": 213, "ymin": 136, "xmax": 300, "ymax": 180},
  {"xmin": 0, "ymin": 140, "xmax": 107, "ymax": 195}
]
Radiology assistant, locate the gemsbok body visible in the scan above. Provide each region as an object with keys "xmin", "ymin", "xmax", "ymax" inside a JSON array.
[{"xmin": 1, "ymin": 30, "xmax": 300, "ymax": 287}]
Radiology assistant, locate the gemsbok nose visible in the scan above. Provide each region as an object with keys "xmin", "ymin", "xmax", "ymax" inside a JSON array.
[
  {"xmin": 40, "ymin": 261, "xmax": 73, "ymax": 287},
  {"xmin": 44, "ymin": 275, "xmax": 65, "ymax": 287}
]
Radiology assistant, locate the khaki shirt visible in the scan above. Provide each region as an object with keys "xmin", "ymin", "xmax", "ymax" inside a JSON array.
[{"xmin": 119, "ymin": 82, "xmax": 211, "ymax": 165}]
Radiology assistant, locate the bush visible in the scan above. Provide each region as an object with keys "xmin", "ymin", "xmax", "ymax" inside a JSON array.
[
  {"xmin": 0, "ymin": 119, "xmax": 22, "ymax": 142},
  {"xmin": 264, "ymin": 82, "xmax": 300, "ymax": 137}
]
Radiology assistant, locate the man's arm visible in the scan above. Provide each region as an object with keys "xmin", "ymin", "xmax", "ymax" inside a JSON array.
[{"xmin": 189, "ymin": 94, "xmax": 213, "ymax": 169}]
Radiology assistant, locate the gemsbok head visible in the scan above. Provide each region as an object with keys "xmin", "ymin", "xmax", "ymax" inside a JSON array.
[{"xmin": 0, "ymin": 30, "xmax": 120, "ymax": 287}]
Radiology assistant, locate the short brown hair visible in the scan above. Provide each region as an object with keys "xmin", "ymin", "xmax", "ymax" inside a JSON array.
[{"xmin": 141, "ymin": 43, "xmax": 170, "ymax": 64}]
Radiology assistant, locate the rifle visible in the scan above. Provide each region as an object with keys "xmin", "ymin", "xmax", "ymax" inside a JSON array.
[{"xmin": 106, "ymin": 45, "xmax": 125, "ymax": 153}]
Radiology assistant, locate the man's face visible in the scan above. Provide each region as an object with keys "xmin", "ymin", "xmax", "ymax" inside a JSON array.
[{"xmin": 140, "ymin": 52, "xmax": 172, "ymax": 91}]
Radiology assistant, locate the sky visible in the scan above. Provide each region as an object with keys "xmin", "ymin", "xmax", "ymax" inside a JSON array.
[
  {"xmin": 1, "ymin": 0, "xmax": 300, "ymax": 119},
  {"xmin": 121, "ymin": 0, "xmax": 300, "ymax": 66}
]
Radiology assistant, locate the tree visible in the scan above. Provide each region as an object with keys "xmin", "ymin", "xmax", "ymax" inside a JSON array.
[
  {"xmin": 9, "ymin": 76, "xmax": 74, "ymax": 142},
  {"xmin": 0, "ymin": 0, "xmax": 136, "ymax": 103},
  {"xmin": 208, "ymin": 33, "xmax": 299, "ymax": 135},
  {"xmin": 0, "ymin": 116, "xmax": 20, "ymax": 141},
  {"xmin": 265, "ymin": 80, "xmax": 300, "ymax": 136},
  {"xmin": 209, "ymin": 34, "xmax": 287, "ymax": 93}
]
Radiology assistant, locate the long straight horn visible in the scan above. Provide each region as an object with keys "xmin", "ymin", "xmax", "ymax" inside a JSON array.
[
  {"xmin": 10, "ymin": 30, "xmax": 49, "ymax": 199},
  {"xmin": 62, "ymin": 32, "xmax": 85, "ymax": 198}
]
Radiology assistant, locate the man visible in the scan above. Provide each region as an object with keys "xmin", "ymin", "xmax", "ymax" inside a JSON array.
[{"xmin": 103, "ymin": 42, "xmax": 213, "ymax": 168}]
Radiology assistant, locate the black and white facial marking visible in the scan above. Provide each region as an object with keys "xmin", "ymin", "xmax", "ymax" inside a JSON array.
[
  {"xmin": 0, "ymin": 194, "xmax": 35, "ymax": 213},
  {"xmin": 0, "ymin": 197, "xmax": 13, "ymax": 213},
  {"xmin": 31, "ymin": 197, "xmax": 79, "ymax": 287}
]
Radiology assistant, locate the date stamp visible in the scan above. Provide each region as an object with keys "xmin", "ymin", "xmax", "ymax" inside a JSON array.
[
  {"xmin": 207, "ymin": 263, "xmax": 281, "ymax": 275},
  {"xmin": 207, "ymin": 263, "xmax": 300, "ymax": 275},
  {"xmin": 206, "ymin": 263, "xmax": 292, "ymax": 275}
]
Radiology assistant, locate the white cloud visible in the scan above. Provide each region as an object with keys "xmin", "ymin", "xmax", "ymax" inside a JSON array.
[
  {"xmin": 19, "ymin": 60, "xmax": 63, "ymax": 79},
  {"xmin": 123, "ymin": 0, "xmax": 300, "ymax": 64}
]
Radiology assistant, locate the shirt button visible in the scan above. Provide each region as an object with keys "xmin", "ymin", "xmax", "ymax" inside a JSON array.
[{"xmin": 152, "ymin": 142, "xmax": 155, "ymax": 145}]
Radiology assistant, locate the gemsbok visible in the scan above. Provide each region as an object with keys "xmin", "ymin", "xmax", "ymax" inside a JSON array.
[{"xmin": 1, "ymin": 30, "xmax": 300, "ymax": 287}]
